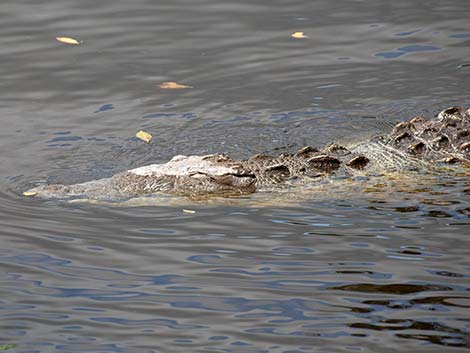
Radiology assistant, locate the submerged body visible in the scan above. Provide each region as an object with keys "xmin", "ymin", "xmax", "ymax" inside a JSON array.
[{"xmin": 27, "ymin": 107, "xmax": 470, "ymax": 201}]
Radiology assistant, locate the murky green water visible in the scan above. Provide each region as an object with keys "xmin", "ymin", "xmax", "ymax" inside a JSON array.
[{"xmin": 1, "ymin": 1, "xmax": 469, "ymax": 352}]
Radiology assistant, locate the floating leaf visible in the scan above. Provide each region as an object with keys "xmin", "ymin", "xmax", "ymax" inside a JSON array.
[
  {"xmin": 182, "ymin": 209, "xmax": 196, "ymax": 214},
  {"xmin": 0, "ymin": 344, "xmax": 16, "ymax": 351},
  {"xmin": 22, "ymin": 191, "xmax": 37, "ymax": 197},
  {"xmin": 159, "ymin": 82, "xmax": 192, "ymax": 89},
  {"xmin": 56, "ymin": 36, "xmax": 81, "ymax": 45},
  {"xmin": 136, "ymin": 130, "xmax": 153, "ymax": 143},
  {"xmin": 291, "ymin": 31, "xmax": 308, "ymax": 39}
]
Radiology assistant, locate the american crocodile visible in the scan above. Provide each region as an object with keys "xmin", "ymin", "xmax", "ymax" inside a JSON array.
[{"xmin": 25, "ymin": 107, "xmax": 470, "ymax": 201}]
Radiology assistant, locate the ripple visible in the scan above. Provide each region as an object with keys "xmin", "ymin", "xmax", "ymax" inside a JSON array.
[
  {"xmin": 1, "ymin": 1, "xmax": 470, "ymax": 352},
  {"xmin": 331, "ymin": 283, "xmax": 453, "ymax": 294}
]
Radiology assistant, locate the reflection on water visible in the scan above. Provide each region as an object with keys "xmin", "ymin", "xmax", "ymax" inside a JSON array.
[
  {"xmin": 1, "ymin": 0, "xmax": 470, "ymax": 352},
  {"xmin": 1, "ymin": 180, "xmax": 469, "ymax": 352}
]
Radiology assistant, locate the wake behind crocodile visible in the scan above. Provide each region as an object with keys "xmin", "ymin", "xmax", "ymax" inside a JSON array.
[{"xmin": 24, "ymin": 107, "xmax": 470, "ymax": 205}]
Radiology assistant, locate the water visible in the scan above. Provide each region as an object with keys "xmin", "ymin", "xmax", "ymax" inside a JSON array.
[{"xmin": 1, "ymin": 0, "xmax": 470, "ymax": 352}]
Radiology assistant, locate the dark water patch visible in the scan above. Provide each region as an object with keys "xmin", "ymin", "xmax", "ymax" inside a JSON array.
[
  {"xmin": 457, "ymin": 207, "xmax": 470, "ymax": 215},
  {"xmin": 398, "ymin": 44, "xmax": 441, "ymax": 53},
  {"xmin": 425, "ymin": 210, "xmax": 453, "ymax": 218},
  {"xmin": 428, "ymin": 270, "xmax": 467, "ymax": 279},
  {"xmin": 375, "ymin": 45, "xmax": 441, "ymax": 59},
  {"xmin": 394, "ymin": 206, "xmax": 420, "ymax": 213},
  {"xmin": 385, "ymin": 246, "xmax": 441, "ymax": 261},
  {"xmin": 331, "ymin": 283, "xmax": 453, "ymax": 294},
  {"xmin": 394, "ymin": 29, "xmax": 421, "ymax": 37},
  {"xmin": 94, "ymin": 104, "xmax": 114, "ymax": 113},
  {"xmin": 142, "ymin": 112, "xmax": 196, "ymax": 120},
  {"xmin": 48, "ymin": 135, "xmax": 83, "ymax": 143},
  {"xmin": 449, "ymin": 33, "xmax": 470, "ymax": 39},
  {"xmin": 396, "ymin": 333, "xmax": 468, "ymax": 348},
  {"xmin": 350, "ymin": 320, "xmax": 469, "ymax": 347}
]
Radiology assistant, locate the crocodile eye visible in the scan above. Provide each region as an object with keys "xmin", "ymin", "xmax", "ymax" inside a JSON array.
[
  {"xmin": 347, "ymin": 156, "xmax": 369, "ymax": 170},
  {"xmin": 307, "ymin": 155, "xmax": 341, "ymax": 172}
]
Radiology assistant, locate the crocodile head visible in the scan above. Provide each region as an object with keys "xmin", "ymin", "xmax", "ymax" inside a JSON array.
[
  {"xmin": 111, "ymin": 154, "xmax": 257, "ymax": 197},
  {"xmin": 25, "ymin": 155, "xmax": 257, "ymax": 200}
]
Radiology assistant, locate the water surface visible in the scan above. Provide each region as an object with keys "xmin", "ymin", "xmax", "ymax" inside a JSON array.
[{"xmin": 1, "ymin": 0, "xmax": 469, "ymax": 352}]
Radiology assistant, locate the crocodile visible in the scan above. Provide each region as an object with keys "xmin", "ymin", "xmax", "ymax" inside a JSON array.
[{"xmin": 25, "ymin": 106, "xmax": 470, "ymax": 201}]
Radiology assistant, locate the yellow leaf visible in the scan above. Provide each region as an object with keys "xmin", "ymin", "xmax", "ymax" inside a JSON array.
[
  {"xmin": 159, "ymin": 82, "xmax": 192, "ymax": 89},
  {"xmin": 136, "ymin": 130, "xmax": 153, "ymax": 143},
  {"xmin": 23, "ymin": 191, "xmax": 38, "ymax": 197},
  {"xmin": 182, "ymin": 209, "xmax": 196, "ymax": 214},
  {"xmin": 56, "ymin": 36, "xmax": 81, "ymax": 45},
  {"xmin": 291, "ymin": 31, "xmax": 308, "ymax": 39}
]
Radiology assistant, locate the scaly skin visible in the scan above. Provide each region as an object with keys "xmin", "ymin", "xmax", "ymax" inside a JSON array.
[
  {"xmin": 388, "ymin": 106, "xmax": 470, "ymax": 163},
  {"xmin": 26, "ymin": 107, "xmax": 470, "ymax": 200}
]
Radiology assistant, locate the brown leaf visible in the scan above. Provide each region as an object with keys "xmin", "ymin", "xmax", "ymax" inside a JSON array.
[
  {"xmin": 56, "ymin": 36, "xmax": 81, "ymax": 45},
  {"xmin": 291, "ymin": 32, "xmax": 308, "ymax": 39},
  {"xmin": 136, "ymin": 130, "xmax": 153, "ymax": 143},
  {"xmin": 159, "ymin": 82, "xmax": 192, "ymax": 89},
  {"xmin": 23, "ymin": 191, "xmax": 37, "ymax": 197}
]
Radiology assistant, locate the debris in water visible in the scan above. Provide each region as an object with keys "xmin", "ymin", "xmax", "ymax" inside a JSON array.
[
  {"xmin": 22, "ymin": 191, "xmax": 37, "ymax": 197},
  {"xmin": 136, "ymin": 130, "xmax": 153, "ymax": 143},
  {"xmin": 159, "ymin": 82, "xmax": 192, "ymax": 89},
  {"xmin": 291, "ymin": 32, "xmax": 308, "ymax": 39},
  {"xmin": 56, "ymin": 36, "xmax": 81, "ymax": 45}
]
